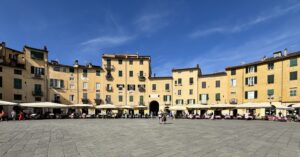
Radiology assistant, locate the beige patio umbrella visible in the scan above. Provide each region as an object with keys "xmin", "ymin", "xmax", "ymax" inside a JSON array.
[{"xmin": 0, "ymin": 100, "xmax": 18, "ymax": 106}]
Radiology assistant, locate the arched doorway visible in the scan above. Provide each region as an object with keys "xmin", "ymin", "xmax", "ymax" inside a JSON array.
[{"xmin": 149, "ymin": 101, "xmax": 159, "ymax": 116}]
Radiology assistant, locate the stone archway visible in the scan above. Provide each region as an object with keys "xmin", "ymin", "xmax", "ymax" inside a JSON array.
[{"xmin": 149, "ymin": 101, "xmax": 159, "ymax": 116}]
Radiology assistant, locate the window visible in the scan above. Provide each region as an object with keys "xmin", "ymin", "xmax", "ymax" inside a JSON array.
[
  {"xmin": 53, "ymin": 66, "xmax": 60, "ymax": 71},
  {"xmin": 202, "ymin": 82, "xmax": 206, "ymax": 88},
  {"xmin": 96, "ymin": 70, "xmax": 100, "ymax": 76},
  {"xmin": 231, "ymin": 79, "xmax": 236, "ymax": 87},
  {"xmin": 69, "ymin": 67, "xmax": 74, "ymax": 73},
  {"xmin": 83, "ymin": 82, "xmax": 88, "ymax": 89},
  {"xmin": 290, "ymin": 71, "xmax": 297, "ymax": 80},
  {"xmin": 290, "ymin": 58, "xmax": 297, "ymax": 67},
  {"xmin": 69, "ymin": 95, "xmax": 75, "ymax": 102},
  {"xmin": 96, "ymin": 93, "xmax": 100, "ymax": 99},
  {"xmin": 128, "ymin": 84, "xmax": 135, "ymax": 91},
  {"xmin": 245, "ymin": 91, "xmax": 258, "ymax": 99},
  {"xmin": 31, "ymin": 66, "xmax": 45, "ymax": 76},
  {"xmin": 34, "ymin": 84, "xmax": 42, "ymax": 93},
  {"xmin": 50, "ymin": 79, "xmax": 64, "ymax": 88},
  {"xmin": 83, "ymin": 93, "xmax": 88, "ymax": 99},
  {"xmin": 70, "ymin": 76, "xmax": 74, "ymax": 81},
  {"xmin": 215, "ymin": 93, "xmax": 221, "ymax": 101},
  {"xmin": 176, "ymin": 99, "xmax": 184, "ymax": 105},
  {"xmin": 152, "ymin": 84, "xmax": 156, "ymax": 90},
  {"xmin": 129, "ymin": 71, "xmax": 133, "ymax": 77},
  {"xmin": 231, "ymin": 69, "xmax": 236, "ymax": 75},
  {"xmin": 178, "ymin": 78, "xmax": 182, "ymax": 85},
  {"xmin": 189, "ymin": 89, "xmax": 193, "ymax": 95},
  {"xmin": 107, "ymin": 59, "xmax": 111, "ymax": 66},
  {"xmin": 268, "ymin": 63, "xmax": 274, "ymax": 70},
  {"xmin": 187, "ymin": 99, "xmax": 195, "ymax": 105},
  {"xmin": 139, "ymin": 96, "xmax": 144, "ymax": 104},
  {"xmin": 139, "ymin": 60, "xmax": 143, "ymax": 65},
  {"xmin": 290, "ymin": 88, "xmax": 297, "ymax": 96},
  {"xmin": 216, "ymin": 80, "xmax": 220, "ymax": 88},
  {"xmin": 189, "ymin": 77, "xmax": 194, "ymax": 85},
  {"xmin": 0, "ymin": 93, "xmax": 2, "ymax": 100},
  {"xmin": 0, "ymin": 77, "xmax": 2, "ymax": 87},
  {"xmin": 96, "ymin": 83, "xmax": 100, "ymax": 90},
  {"xmin": 83, "ymin": 69, "xmax": 88, "ymax": 77},
  {"xmin": 105, "ymin": 95, "xmax": 111, "ymax": 103},
  {"xmin": 119, "ymin": 95, "xmax": 123, "ymax": 102},
  {"xmin": 268, "ymin": 75, "xmax": 274, "ymax": 84},
  {"xmin": 118, "ymin": 71, "xmax": 123, "ymax": 77},
  {"xmin": 163, "ymin": 95, "xmax": 171, "ymax": 102},
  {"xmin": 267, "ymin": 89, "xmax": 274, "ymax": 97},
  {"xmin": 165, "ymin": 83, "xmax": 170, "ymax": 91},
  {"xmin": 245, "ymin": 76, "xmax": 257, "ymax": 86},
  {"xmin": 139, "ymin": 71, "xmax": 144, "ymax": 77},
  {"xmin": 14, "ymin": 78, "xmax": 22, "ymax": 89},
  {"xmin": 63, "ymin": 68, "xmax": 67, "ymax": 72},
  {"xmin": 129, "ymin": 96, "xmax": 134, "ymax": 102},
  {"xmin": 0, "ymin": 67, "xmax": 2, "ymax": 72},
  {"xmin": 129, "ymin": 60, "xmax": 133, "ymax": 65},
  {"xmin": 200, "ymin": 94, "xmax": 209, "ymax": 104},
  {"xmin": 14, "ymin": 94, "xmax": 22, "ymax": 100},
  {"xmin": 178, "ymin": 90, "xmax": 182, "ymax": 95},
  {"xmin": 30, "ymin": 51, "xmax": 44, "ymax": 60},
  {"xmin": 14, "ymin": 69, "xmax": 22, "ymax": 75},
  {"xmin": 118, "ymin": 60, "xmax": 122, "ymax": 64},
  {"xmin": 246, "ymin": 66, "xmax": 257, "ymax": 73}
]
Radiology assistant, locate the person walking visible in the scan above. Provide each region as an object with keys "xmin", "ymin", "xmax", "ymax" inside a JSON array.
[
  {"xmin": 158, "ymin": 110, "xmax": 162, "ymax": 123},
  {"xmin": 11, "ymin": 110, "xmax": 16, "ymax": 120}
]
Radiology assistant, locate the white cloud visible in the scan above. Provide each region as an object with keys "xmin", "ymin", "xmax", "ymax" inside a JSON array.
[
  {"xmin": 80, "ymin": 35, "xmax": 134, "ymax": 52},
  {"xmin": 189, "ymin": 4, "xmax": 300, "ymax": 38},
  {"xmin": 134, "ymin": 12, "xmax": 169, "ymax": 33}
]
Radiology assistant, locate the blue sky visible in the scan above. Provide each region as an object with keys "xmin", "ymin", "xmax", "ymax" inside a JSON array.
[{"xmin": 1, "ymin": 0, "xmax": 300, "ymax": 76}]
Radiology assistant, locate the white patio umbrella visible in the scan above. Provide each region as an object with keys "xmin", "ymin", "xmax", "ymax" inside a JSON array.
[
  {"xmin": 19, "ymin": 102, "xmax": 68, "ymax": 108},
  {"xmin": 209, "ymin": 104, "xmax": 236, "ymax": 108},
  {"xmin": 0, "ymin": 100, "xmax": 18, "ymax": 106},
  {"xmin": 186, "ymin": 104, "xmax": 210, "ymax": 109},
  {"xmin": 95, "ymin": 104, "xmax": 116, "ymax": 109},
  {"xmin": 67, "ymin": 104, "xmax": 94, "ymax": 108},
  {"xmin": 169, "ymin": 105, "xmax": 186, "ymax": 111},
  {"xmin": 236, "ymin": 103, "xmax": 271, "ymax": 109},
  {"xmin": 117, "ymin": 105, "xmax": 134, "ymax": 109}
]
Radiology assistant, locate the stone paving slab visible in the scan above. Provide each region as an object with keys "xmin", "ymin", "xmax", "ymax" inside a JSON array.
[{"xmin": 0, "ymin": 119, "xmax": 300, "ymax": 157}]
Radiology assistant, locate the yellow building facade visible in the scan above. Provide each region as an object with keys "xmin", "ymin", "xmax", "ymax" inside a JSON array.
[{"xmin": 0, "ymin": 42, "xmax": 299, "ymax": 117}]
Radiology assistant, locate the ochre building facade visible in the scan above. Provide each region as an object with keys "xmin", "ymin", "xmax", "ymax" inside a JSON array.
[{"xmin": 0, "ymin": 42, "xmax": 299, "ymax": 117}]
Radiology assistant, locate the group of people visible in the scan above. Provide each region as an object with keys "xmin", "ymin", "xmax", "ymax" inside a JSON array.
[{"xmin": 0, "ymin": 110, "xmax": 24, "ymax": 121}]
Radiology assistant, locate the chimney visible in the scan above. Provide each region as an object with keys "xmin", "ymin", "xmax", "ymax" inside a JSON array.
[
  {"xmin": 1, "ymin": 42, "xmax": 5, "ymax": 47},
  {"xmin": 44, "ymin": 46, "xmax": 47, "ymax": 51},
  {"xmin": 74, "ymin": 60, "xmax": 79, "ymax": 67},
  {"xmin": 196, "ymin": 64, "xmax": 199, "ymax": 68},
  {"xmin": 283, "ymin": 48, "xmax": 288, "ymax": 56},
  {"xmin": 273, "ymin": 51, "xmax": 282, "ymax": 58}
]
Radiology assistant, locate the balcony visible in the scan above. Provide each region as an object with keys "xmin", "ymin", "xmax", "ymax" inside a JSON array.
[
  {"xmin": 105, "ymin": 99, "xmax": 112, "ymax": 104},
  {"xmin": 139, "ymin": 101, "xmax": 145, "ymax": 106},
  {"xmin": 94, "ymin": 99, "xmax": 102, "ymax": 105},
  {"xmin": 138, "ymin": 75, "xmax": 146, "ymax": 81},
  {"xmin": 138, "ymin": 86, "xmax": 145, "ymax": 92},
  {"xmin": 106, "ymin": 73, "xmax": 113, "ymax": 81},
  {"xmin": 106, "ymin": 86, "xmax": 113, "ymax": 92},
  {"xmin": 32, "ymin": 74, "xmax": 43, "ymax": 79},
  {"xmin": 32, "ymin": 91, "xmax": 43, "ymax": 97},
  {"xmin": 229, "ymin": 98, "xmax": 238, "ymax": 104},
  {"xmin": 165, "ymin": 101, "xmax": 171, "ymax": 105},
  {"xmin": 82, "ymin": 98, "xmax": 89, "ymax": 104},
  {"xmin": 104, "ymin": 64, "xmax": 115, "ymax": 71}
]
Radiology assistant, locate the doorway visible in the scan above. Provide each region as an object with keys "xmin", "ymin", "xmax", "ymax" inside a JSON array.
[{"xmin": 149, "ymin": 101, "xmax": 159, "ymax": 116}]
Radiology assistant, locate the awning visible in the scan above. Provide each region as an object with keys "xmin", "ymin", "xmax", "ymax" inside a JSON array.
[
  {"xmin": 67, "ymin": 104, "xmax": 94, "ymax": 108},
  {"xmin": 134, "ymin": 105, "xmax": 148, "ymax": 109},
  {"xmin": 236, "ymin": 103, "xmax": 271, "ymax": 109},
  {"xmin": 275, "ymin": 104, "xmax": 294, "ymax": 110},
  {"xmin": 186, "ymin": 104, "xmax": 210, "ymax": 109},
  {"xmin": 209, "ymin": 104, "xmax": 236, "ymax": 108},
  {"xmin": 117, "ymin": 105, "xmax": 134, "ymax": 109},
  {"xmin": 169, "ymin": 106, "xmax": 186, "ymax": 111},
  {"xmin": 19, "ymin": 102, "xmax": 68, "ymax": 108},
  {"xmin": 95, "ymin": 104, "xmax": 116, "ymax": 109},
  {"xmin": 291, "ymin": 103, "xmax": 300, "ymax": 108},
  {"xmin": 0, "ymin": 100, "xmax": 18, "ymax": 106}
]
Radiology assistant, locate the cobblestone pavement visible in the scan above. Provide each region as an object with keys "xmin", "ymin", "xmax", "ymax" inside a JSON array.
[{"xmin": 0, "ymin": 119, "xmax": 300, "ymax": 157}]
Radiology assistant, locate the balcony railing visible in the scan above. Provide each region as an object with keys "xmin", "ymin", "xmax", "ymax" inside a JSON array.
[
  {"xmin": 104, "ymin": 64, "xmax": 115, "ymax": 71},
  {"xmin": 94, "ymin": 99, "xmax": 102, "ymax": 105},
  {"xmin": 32, "ymin": 91, "xmax": 43, "ymax": 96},
  {"xmin": 138, "ymin": 75, "xmax": 146, "ymax": 81},
  {"xmin": 82, "ymin": 98, "xmax": 89, "ymax": 104},
  {"xmin": 106, "ymin": 74, "xmax": 113, "ymax": 81}
]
